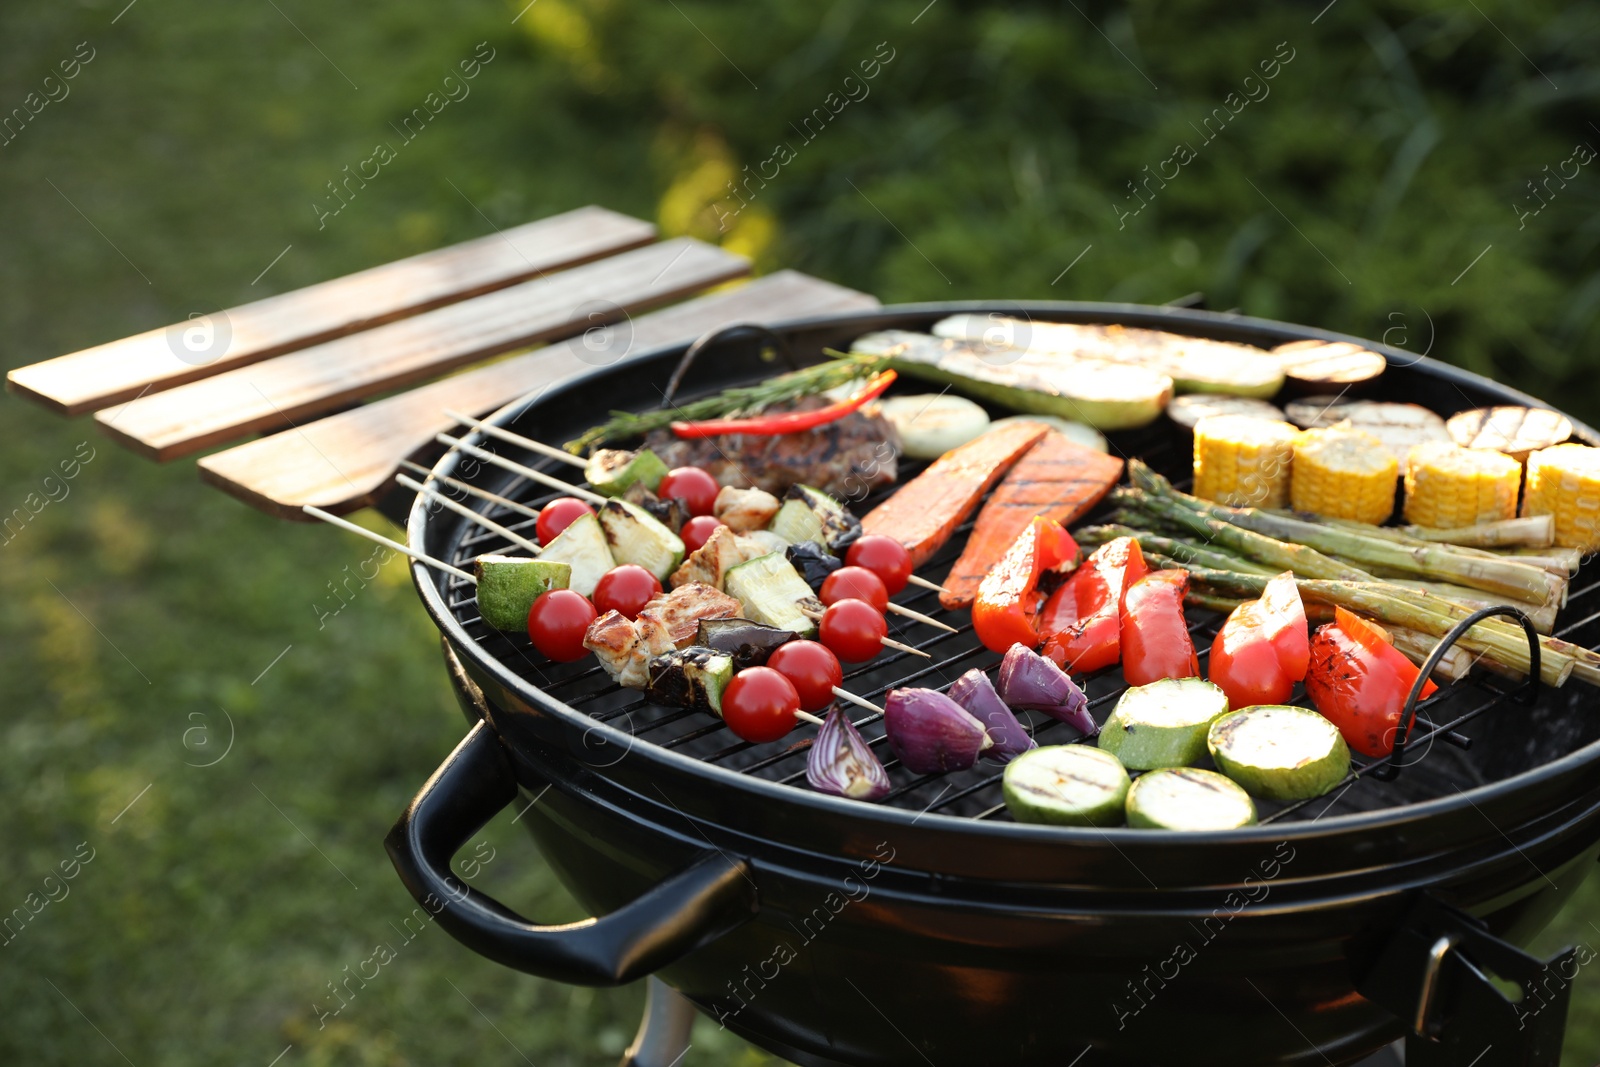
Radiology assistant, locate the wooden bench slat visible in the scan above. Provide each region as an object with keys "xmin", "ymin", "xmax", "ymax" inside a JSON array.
[
  {"xmin": 7, "ymin": 206, "xmax": 655, "ymax": 416},
  {"xmin": 197, "ymin": 271, "xmax": 879, "ymax": 519},
  {"xmin": 97, "ymin": 238, "xmax": 748, "ymax": 461}
]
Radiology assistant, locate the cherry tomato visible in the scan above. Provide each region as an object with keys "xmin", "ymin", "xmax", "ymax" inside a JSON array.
[
  {"xmin": 818, "ymin": 598, "xmax": 888, "ymax": 663},
  {"xmin": 820, "ymin": 566, "xmax": 889, "ymax": 612},
  {"xmin": 527, "ymin": 589, "xmax": 597, "ymax": 661},
  {"xmin": 722, "ymin": 667, "xmax": 801, "ymax": 744},
  {"xmin": 592, "ymin": 565, "xmax": 661, "ymax": 620},
  {"xmin": 658, "ymin": 467, "xmax": 720, "ymax": 517},
  {"xmin": 680, "ymin": 514, "xmax": 726, "ymax": 554},
  {"xmin": 845, "ymin": 535, "xmax": 913, "ymax": 595},
  {"xmin": 766, "ymin": 640, "xmax": 843, "ymax": 712},
  {"xmin": 537, "ymin": 498, "xmax": 595, "ymax": 546}
]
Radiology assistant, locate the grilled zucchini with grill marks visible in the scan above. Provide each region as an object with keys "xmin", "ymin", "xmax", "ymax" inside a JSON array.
[{"xmin": 599, "ymin": 500, "xmax": 686, "ymax": 582}]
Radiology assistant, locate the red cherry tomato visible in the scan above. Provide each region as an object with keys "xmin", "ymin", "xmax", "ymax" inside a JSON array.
[
  {"xmin": 527, "ymin": 589, "xmax": 597, "ymax": 661},
  {"xmin": 845, "ymin": 535, "xmax": 913, "ymax": 595},
  {"xmin": 766, "ymin": 640, "xmax": 843, "ymax": 712},
  {"xmin": 820, "ymin": 566, "xmax": 889, "ymax": 612},
  {"xmin": 680, "ymin": 515, "xmax": 726, "ymax": 554},
  {"xmin": 658, "ymin": 467, "xmax": 720, "ymax": 517},
  {"xmin": 537, "ymin": 498, "xmax": 595, "ymax": 546},
  {"xmin": 722, "ymin": 667, "xmax": 801, "ymax": 743},
  {"xmin": 591, "ymin": 565, "xmax": 662, "ymax": 620},
  {"xmin": 819, "ymin": 598, "xmax": 888, "ymax": 663}
]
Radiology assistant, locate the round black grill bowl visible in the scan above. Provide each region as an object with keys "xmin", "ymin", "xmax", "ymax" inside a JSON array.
[{"xmin": 390, "ymin": 302, "xmax": 1600, "ymax": 1067}]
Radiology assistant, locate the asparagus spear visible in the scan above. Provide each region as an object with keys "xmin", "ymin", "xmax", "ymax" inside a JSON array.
[
  {"xmin": 1300, "ymin": 516, "xmax": 1577, "ymax": 577},
  {"xmin": 1400, "ymin": 514, "xmax": 1554, "ymax": 549}
]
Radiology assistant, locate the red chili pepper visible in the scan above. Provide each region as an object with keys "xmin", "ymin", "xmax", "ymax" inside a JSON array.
[
  {"xmin": 1039, "ymin": 536, "xmax": 1148, "ymax": 674},
  {"xmin": 972, "ymin": 517, "xmax": 1078, "ymax": 654},
  {"xmin": 670, "ymin": 370, "xmax": 898, "ymax": 438},
  {"xmin": 1208, "ymin": 572, "xmax": 1309, "ymax": 710},
  {"xmin": 1119, "ymin": 569, "xmax": 1200, "ymax": 686},
  {"xmin": 1304, "ymin": 607, "xmax": 1438, "ymax": 758}
]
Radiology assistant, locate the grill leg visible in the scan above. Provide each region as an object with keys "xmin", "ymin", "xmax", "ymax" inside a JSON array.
[{"xmin": 619, "ymin": 977, "xmax": 695, "ymax": 1067}]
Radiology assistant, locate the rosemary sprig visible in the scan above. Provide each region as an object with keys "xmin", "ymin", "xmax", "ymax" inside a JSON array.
[{"xmin": 563, "ymin": 352, "xmax": 887, "ymax": 454}]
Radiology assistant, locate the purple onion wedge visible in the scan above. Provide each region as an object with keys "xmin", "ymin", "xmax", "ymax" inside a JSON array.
[
  {"xmin": 946, "ymin": 669, "xmax": 1036, "ymax": 763},
  {"xmin": 998, "ymin": 643, "xmax": 1096, "ymax": 736},
  {"xmin": 884, "ymin": 687, "xmax": 991, "ymax": 774},
  {"xmin": 806, "ymin": 705, "xmax": 891, "ymax": 801}
]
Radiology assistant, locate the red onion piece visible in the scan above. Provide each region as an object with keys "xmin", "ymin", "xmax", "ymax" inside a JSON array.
[
  {"xmin": 884, "ymin": 687, "xmax": 990, "ymax": 774},
  {"xmin": 806, "ymin": 705, "xmax": 891, "ymax": 801},
  {"xmin": 946, "ymin": 669, "xmax": 1036, "ymax": 763},
  {"xmin": 998, "ymin": 642, "xmax": 1095, "ymax": 735}
]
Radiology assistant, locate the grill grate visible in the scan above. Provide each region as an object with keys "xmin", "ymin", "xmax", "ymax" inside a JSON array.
[{"xmin": 429, "ymin": 425, "xmax": 1600, "ymax": 826}]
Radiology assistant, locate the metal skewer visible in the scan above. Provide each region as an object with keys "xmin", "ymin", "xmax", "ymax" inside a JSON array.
[
  {"xmin": 399, "ymin": 460, "xmax": 542, "ymax": 521},
  {"xmin": 301, "ymin": 505, "xmax": 476, "ymax": 584},
  {"xmin": 435, "ymin": 432, "xmax": 609, "ymax": 507},
  {"xmin": 443, "ymin": 408, "xmax": 589, "ymax": 470},
  {"xmin": 395, "ymin": 473, "xmax": 542, "ymax": 556}
]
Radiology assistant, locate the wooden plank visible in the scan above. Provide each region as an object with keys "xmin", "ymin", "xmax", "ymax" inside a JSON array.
[
  {"xmin": 197, "ymin": 271, "xmax": 879, "ymax": 518},
  {"xmin": 97, "ymin": 238, "xmax": 748, "ymax": 461},
  {"xmin": 7, "ymin": 206, "xmax": 656, "ymax": 416}
]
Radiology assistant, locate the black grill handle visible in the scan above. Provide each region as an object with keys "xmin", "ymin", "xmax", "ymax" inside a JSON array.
[
  {"xmin": 659, "ymin": 322, "xmax": 799, "ymax": 409},
  {"xmin": 384, "ymin": 721, "xmax": 758, "ymax": 986}
]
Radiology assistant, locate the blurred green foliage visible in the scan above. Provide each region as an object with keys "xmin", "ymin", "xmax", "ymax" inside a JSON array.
[{"xmin": 0, "ymin": 0, "xmax": 1597, "ymax": 1064}]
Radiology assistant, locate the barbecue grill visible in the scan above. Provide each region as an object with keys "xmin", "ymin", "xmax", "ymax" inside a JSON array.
[{"xmin": 385, "ymin": 302, "xmax": 1600, "ymax": 1067}]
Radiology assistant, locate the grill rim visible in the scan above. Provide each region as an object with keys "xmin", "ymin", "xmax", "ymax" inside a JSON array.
[{"xmin": 408, "ymin": 299, "xmax": 1600, "ymax": 849}]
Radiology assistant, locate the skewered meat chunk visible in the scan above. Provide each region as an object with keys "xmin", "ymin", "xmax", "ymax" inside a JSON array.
[
  {"xmin": 713, "ymin": 485, "xmax": 781, "ymax": 533},
  {"xmin": 670, "ymin": 526, "xmax": 769, "ymax": 590},
  {"xmin": 635, "ymin": 582, "xmax": 742, "ymax": 649},
  {"xmin": 583, "ymin": 610, "xmax": 672, "ymax": 688}
]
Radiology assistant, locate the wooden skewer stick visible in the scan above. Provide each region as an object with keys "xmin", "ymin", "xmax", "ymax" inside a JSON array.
[
  {"xmin": 399, "ymin": 460, "xmax": 541, "ymax": 521},
  {"xmin": 887, "ymin": 601, "xmax": 958, "ymax": 633},
  {"xmin": 301, "ymin": 505, "xmax": 476, "ymax": 584},
  {"xmin": 799, "ymin": 608, "xmax": 931, "ymax": 659},
  {"xmin": 436, "ymin": 432, "xmax": 609, "ymax": 507},
  {"xmin": 906, "ymin": 574, "xmax": 950, "ymax": 594},
  {"xmin": 831, "ymin": 687, "xmax": 885, "ymax": 715},
  {"xmin": 443, "ymin": 408, "xmax": 589, "ymax": 470},
  {"xmin": 396, "ymin": 473, "xmax": 542, "ymax": 556},
  {"xmin": 794, "ymin": 710, "xmax": 827, "ymax": 727}
]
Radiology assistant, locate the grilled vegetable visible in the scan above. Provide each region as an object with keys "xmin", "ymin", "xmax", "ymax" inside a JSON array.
[
  {"xmin": 527, "ymin": 589, "xmax": 598, "ymax": 662},
  {"xmin": 1040, "ymin": 536, "xmax": 1148, "ymax": 675},
  {"xmin": 1098, "ymin": 677, "xmax": 1229, "ymax": 770},
  {"xmin": 722, "ymin": 666, "xmax": 802, "ymax": 744},
  {"xmin": 1208, "ymin": 706, "xmax": 1350, "ymax": 801},
  {"xmin": 853, "ymin": 330, "xmax": 1172, "ymax": 430},
  {"xmin": 724, "ymin": 552, "xmax": 822, "ymax": 637},
  {"xmin": 770, "ymin": 485, "xmax": 861, "ymax": 556},
  {"xmin": 694, "ymin": 618, "xmax": 797, "ymax": 671},
  {"xmin": 884, "ymin": 687, "xmax": 991, "ymax": 774},
  {"xmin": 646, "ymin": 646, "xmax": 735, "ymax": 714},
  {"xmin": 1447, "ymin": 406, "xmax": 1572, "ymax": 461},
  {"xmin": 877, "ymin": 393, "xmax": 990, "ymax": 458},
  {"xmin": 669, "ymin": 525, "xmax": 766, "ymax": 590},
  {"xmin": 1284, "ymin": 398, "xmax": 1449, "ymax": 475},
  {"xmin": 712, "ymin": 485, "xmax": 781, "ymax": 533},
  {"xmin": 1304, "ymin": 608, "xmax": 1437, "ymax": 758},
  {"xmin": 473, "ymin": 556, "xmax": 573, "ymax": 631},
  {"xmin": 1522, "ymin": 444, "xmax": 1600, "ymax": 552},
  {"xmin": 586, "ymin": 447, "xmax": 669, "ymax": 497},
  {"xmin": 621, "ymin": 481, "xmax": 688, "ymax": 533},
  {"xmin": 1192, "ymin": 415, "xmax": 1298, "ymax": 509},
  {"xmin": 599, "ymin": 500, "xmax": 686, "ymax": 583},
  {"xmin": 591, "ymin": 564, "xmax": 661, "ymax": 620},
  {"xmin": 947, "ymin": 668, "xmax": 1036, "ymax": 763},
  {"xmin": 1120, "ymin": 570, "xmax": 1200, "ymax": 686},
  {"xmin": 1125, "ymin": 768, "xmax": 1257, "ymax": 830},
  {"xmin": 862, "ymin": 420, "xmax": 1051, "ymax": 568},
  {"xmin": 1166, "ymin": 394, "xmax": 1287, "ymax": 430},
  {"xmin": 1402, "ymin": 442, "xmax": 1521, "ymax": 529},
  {"xmin": 941, "ymin": 430, "xmax": 1123, "ymax": 610},
  {"xmin": 766, "ymin": 640, "xmax": 842, "ymax": 712},
  {"xmin": 537, "ymin": 498, "xmax": 596, "ymax": 546},
  {"xmin": 671, "ymin": 369, "xmax": 897, "ymax": 437},
  {"xmin": 973, "ymin": 517, "xmax": 1078, "ymax": 654},
  {"xmin": 807, "ymin": 704, "xmax": 891, "ymax": 801},
  {"xmin": 536, "ymin": 512, "xmax": 615, "ymax": 597},
  {"xmin": 1271, "ymin": 339, "xmax": 1386, "ymax": 387},
  {"xmin": 785, "ymin": 540, "xmax": 843, "ymax": 591},
  {"xmin": 1290, "ymin": 426, "xmax": 1398, "ymax": 525},
  {"xmin": 997, "ymin": 643, "xmax": 1094, "ymax": 735},
  {"xmin": 1208, "ymin": 572, "xmax": 1308, "ymax": 710},
  {"xmin": 1002, "ymin": 745, "xmax": 1130, "ymax": 827},
  {"xmin": 989, "ymin": 415, "xmax": 1107, "ymax": 452}
]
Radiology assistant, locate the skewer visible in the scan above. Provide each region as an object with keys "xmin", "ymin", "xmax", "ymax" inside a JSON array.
[
  {"xmin": 886, "ymin": 601, "xmax": 959, "ymax": 633},
  {"xmin": 800, "ymin": 608, "xmax": 931, "ymax": 659},
  {"xmin": 399, "ymin": 460, "xmax": 542, "ymax": 521},
  {"xmin": 301, "ymin": 505, "xmax": 476, "ymax": 584},
  {"xmin": 795, "ymin": 710, "xmax": 827, "ymax": 727},
  {"xmin": 396, "ymin": 473, "xmax": 542, "ymax": 556},
  {"xmin": 443, "ymin": 408, "xmax": 589, "ymax": 470},
  {"xmin": 831, "ymin": 687, "xmax": 885, "ymax": 715},
  {"xmin": 435, "ymin": 432, "xmax": 609, "ymax": 507},
  {"xmin": 906, "ymin": 574, "xmax": 950, "ymax": 594}
]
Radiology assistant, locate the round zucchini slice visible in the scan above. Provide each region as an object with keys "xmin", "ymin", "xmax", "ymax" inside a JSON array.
[
  {"xmin": 1002, "ymin": 745, "xmax": 1130, "ymax": 827},
  {"xmin": 1097, "ymin": 678, "xmax": 1230, "ymax": 770},
  {"xmin": 1208, "ymin": 705, "xmax": 1351, "ymax": 802},
  {"xmin": 1125, "ymin": 768, "xmax": 1257, "ymax": 830}
]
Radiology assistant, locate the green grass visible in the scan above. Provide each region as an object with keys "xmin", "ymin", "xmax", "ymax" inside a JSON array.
[{"xmin": 1, "ymin": 0, "xmax": 1597, "ymax": 1063}]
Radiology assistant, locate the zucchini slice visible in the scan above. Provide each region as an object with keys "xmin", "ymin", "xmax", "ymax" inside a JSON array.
[
  {"xmin": 1097, "ymin": 678, "xmax": 1230, "ymax": 770},
  {"xmin": 1125, "ymin": 768, "xmax": 1257, "ymax": 830},
  {"xmin": 599, "ymin": 500, "xmax": 685, "ymax": 583},
  {"xmin": 769, "ymin": 485, "xmax": 861, "ymax": 555},
  {"xmin": 645, "ymin": 646, "xmax": 735, "ymax": 714},
  {"xmin": 723, "ymin": 553, "xmax": 821, "ymax": 638},
  {"xmin": 1207, "ymin": 705, "xmax": 1351, "ymax": 801},
  {"xmin": 535, "ymin": 512, "xmax": 613, "ymax": 597},
  {"xmin": 1002, "ymin": 745, "xmax": 1130, "ymax": 827},
  {"xmin": 586, "ymin": 447, "xmax": 669, "ymax": 497},
  {"xmin": 472, "ymin": 555, "xmax": 571, "ymax": 631}
]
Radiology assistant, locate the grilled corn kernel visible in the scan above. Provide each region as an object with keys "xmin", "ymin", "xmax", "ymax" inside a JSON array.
[
  {"xmin": 1402, "ymin": 442, "xmax": 1521, "ymax": 529},
  {"xmin": 1192, "ymin": 415, "xmax": 1298, "ymax": 508},
  {"xmin": 1522, "ymin": 443, "xmax": 1600, "ymax": 552},
  {"xmin": 1291, "ymin": 426, "xmax": 1398, "ymax": 524}
]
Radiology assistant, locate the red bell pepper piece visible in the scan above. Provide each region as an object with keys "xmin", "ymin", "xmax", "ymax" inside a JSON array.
[
  {"xmin": 670, "ymin": 370, "xmax": 898, "ymax": 438},
  {"xmin": 972, "ymin": 517, "xmax": 1078, "ymax": 654},
  {"xmin": 1119, "ymin": 569, "xmax": 1200, "ymax": 686},
  {"xmin": 1304, "ymin": 607, "xmax": 1438, "ymax": 758},
  {"xmin": 1039, "ymin": 536, "xmax": 1148, "ymax": 673},
  {"xmin": 1208, "ymin": 572, "xmax": 1309, "ymax": 710}
]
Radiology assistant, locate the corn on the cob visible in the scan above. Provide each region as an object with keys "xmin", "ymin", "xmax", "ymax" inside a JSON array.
[
  {"xmin": 1522, "ymin": 443, "xmax": 1600, "ymax": 552},
  {"xmin": 1291, "ymin": 426, "xmax": 1397, "ymax": 524},
  {"xmin": 1401, "ymin": 442, "xmax": 1521, "ymax": 529},
  {"xmin": 1192, "ymin": 415, "xmax": 1298, "ymax": 508}
]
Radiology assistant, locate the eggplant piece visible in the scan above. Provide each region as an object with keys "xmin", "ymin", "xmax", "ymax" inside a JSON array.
[
  {"xmin": 645, "ymin": 647, "xmax": 735, "ymax": 713},
  {"xmin": 786, "ymin": 541, "xmax": 843, "ymax": 592},
  {"xmin": 695, "ymin": 619, "xmax": 796, "ymax": 671},
  {"xmin": 622, "ymin": 480, "xmax": 688, "ymax": 533}
]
